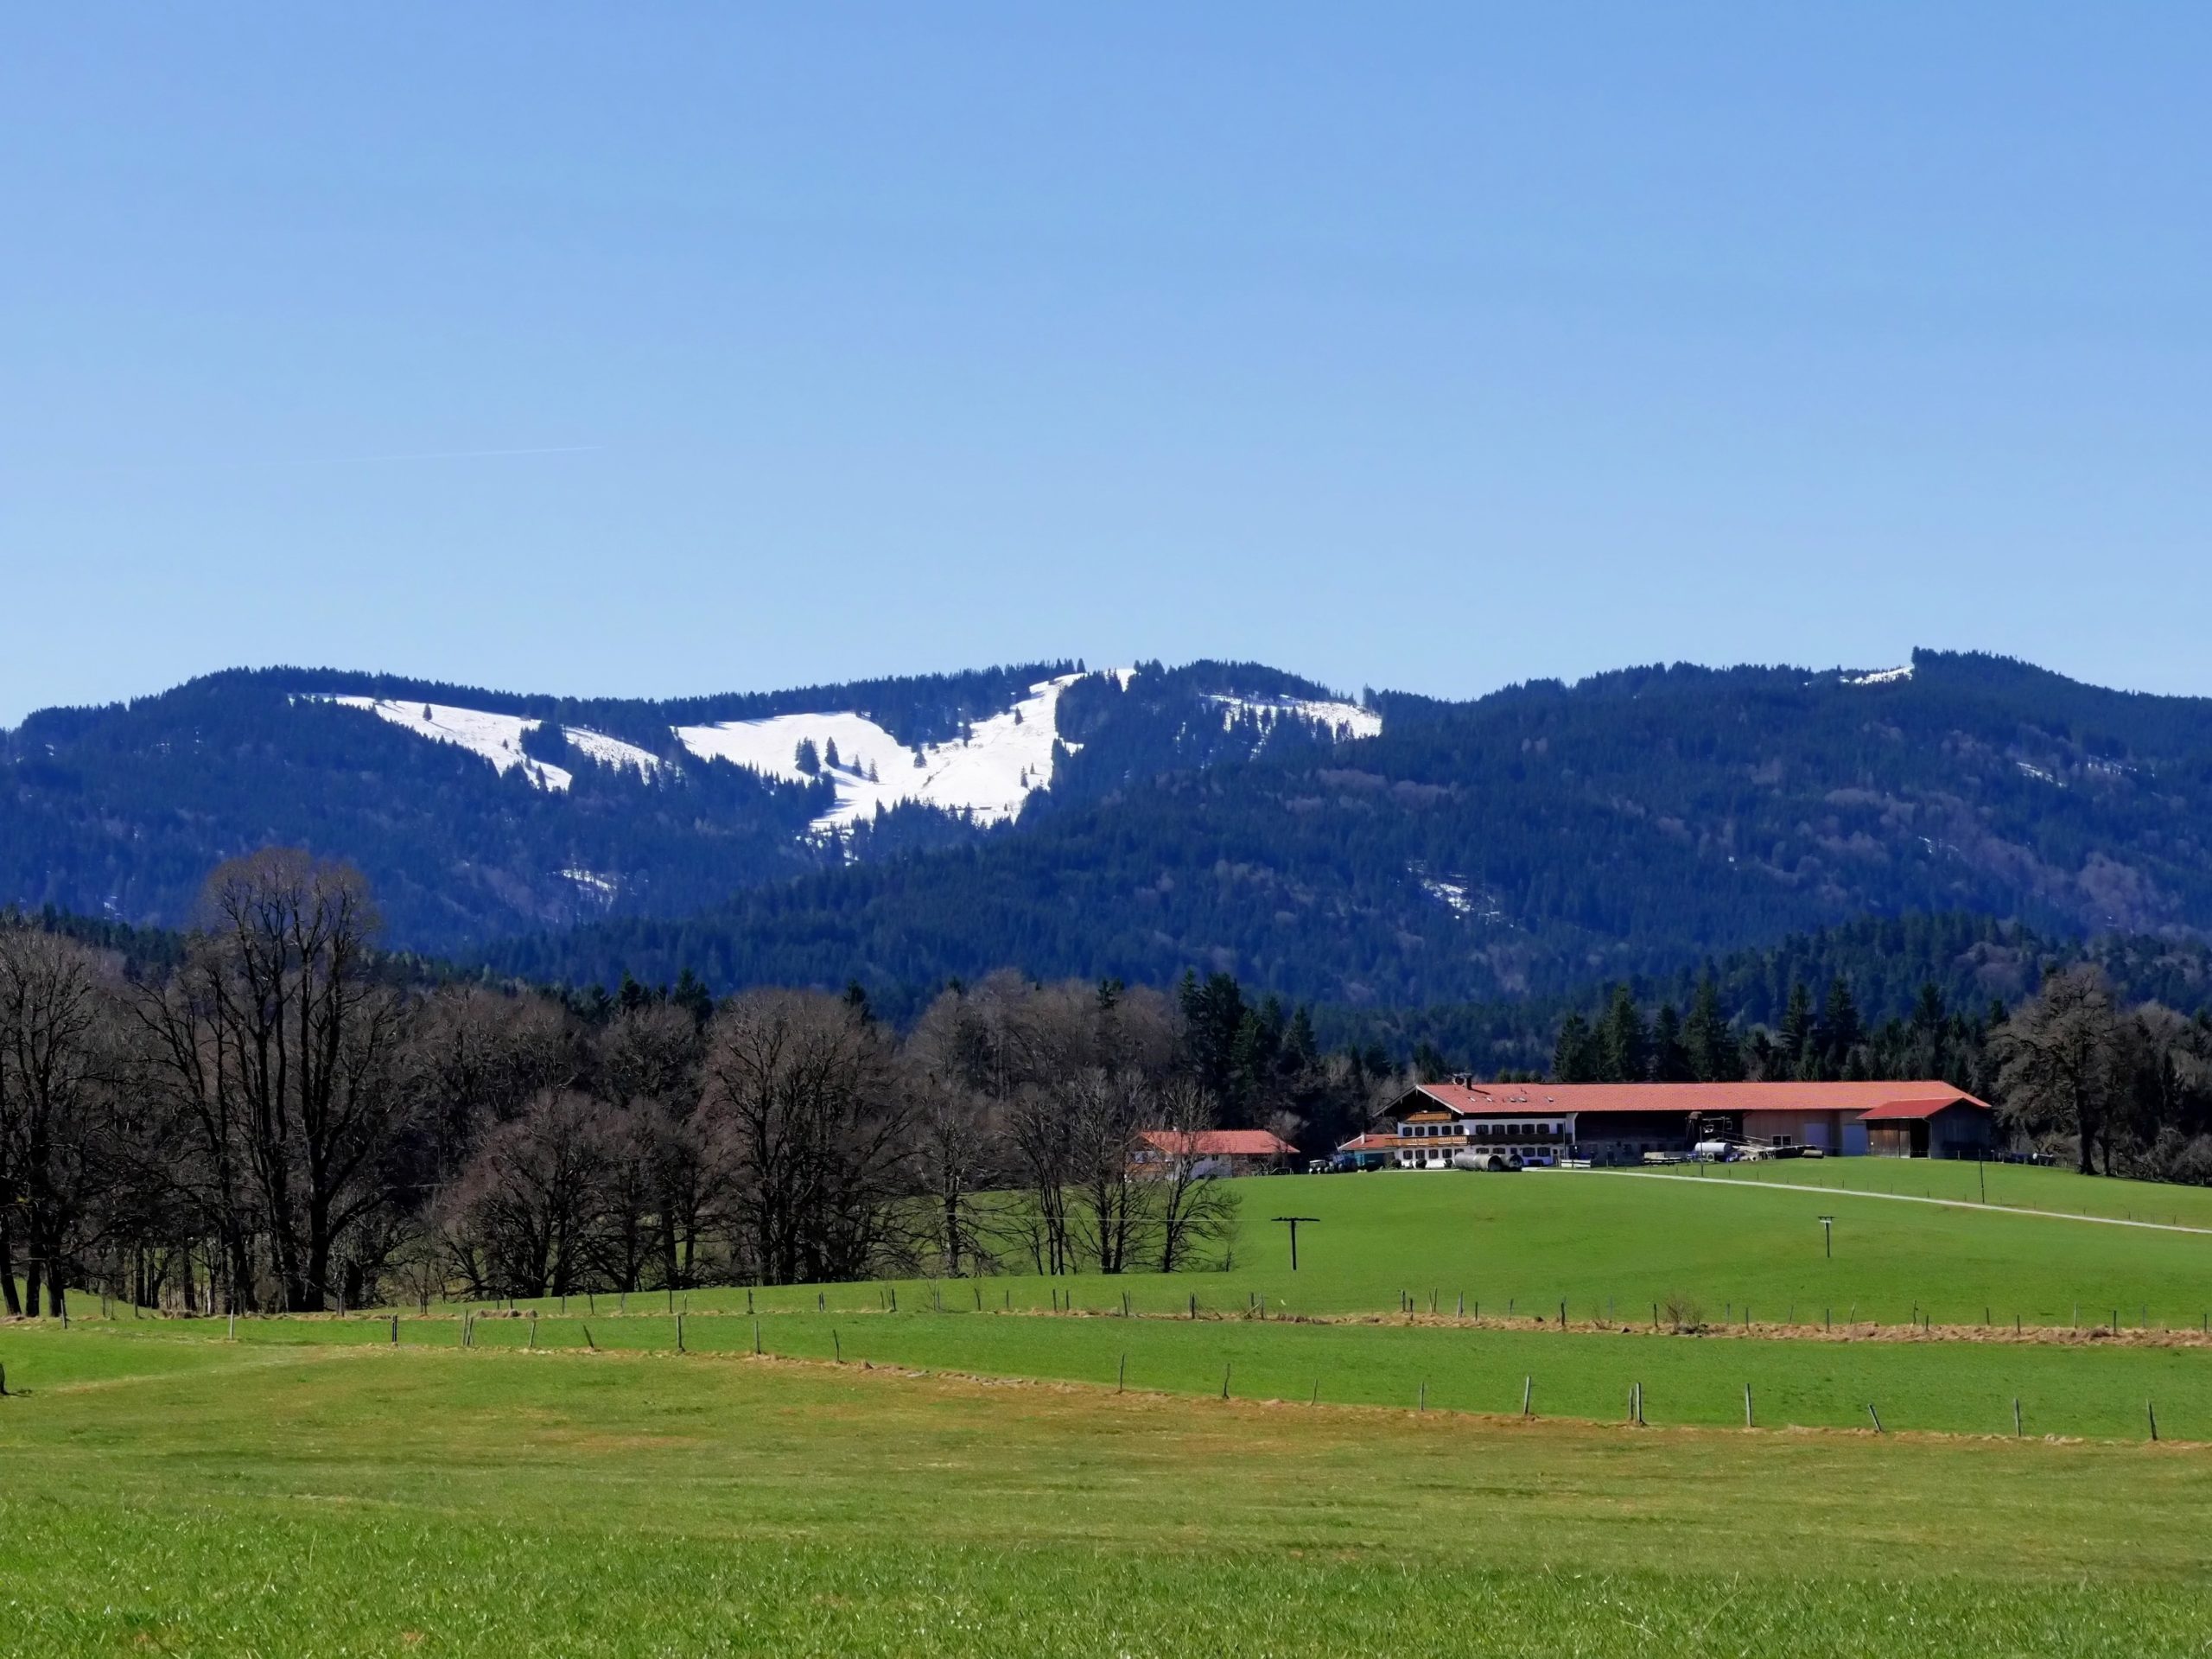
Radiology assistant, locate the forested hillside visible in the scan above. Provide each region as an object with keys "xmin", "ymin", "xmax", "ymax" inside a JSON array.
[
  {"xmin": 486, "ymin": 652, "xmax": 2212, "ymax": 1011},
  {"xmin": 0, "ymin": 659, "xmax": 1370, "ymax": 953}
]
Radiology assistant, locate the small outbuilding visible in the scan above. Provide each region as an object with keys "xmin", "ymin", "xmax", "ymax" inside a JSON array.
[
  {"xmin": 1855, "ymin": 1096, "xmax": 1994, "ymax": 1160},
  {"xmin": 1132, "ymin": 1128, "xmax": 1298, "ymax": 1178}
]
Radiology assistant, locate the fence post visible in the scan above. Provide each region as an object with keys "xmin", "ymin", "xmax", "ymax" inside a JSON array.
[
  {"xmin": 677, "ymin": 1313, "xmax": 685, "ymax": 1354},
  {"xmin": 391, "ymin": 1313, "xmax": 399, "ymax": 1346},
  {"xmin": 2148, "ymin": 1400, "xmax": 2159, "ymax": 1442},
  {"xmin": 2012, "ymin": 1397, "xmax": 2022, "ymax": 1438},
  {"xmin": 832, "ymin": 1329, "xmax": 842, "ymax": 1364},
  {"xmin": 1117, "ymin": 1353, "xmax": 1126, "ymax": 1393},
  {"xmin": 1522, "ymin": 1376, "xmax": 1533, "ymax": 1417},
  {"xmin": 1866, "ymin": 1403, "xmax": 1883, "ymax": 1433},
  {"xmin": 1221, "ymin": 1363, "xmax": 1231, "ymax": 1401},
  {"xmin": 1744, "ymin": 1384, "xmax": 1753, "ymax": 1428},
  {"xmin": 753, "ymin": 1319, "xmax": 761, "ymax": 1356}
]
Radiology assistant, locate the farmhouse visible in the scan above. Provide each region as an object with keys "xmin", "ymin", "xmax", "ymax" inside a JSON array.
[
  {"xmin": 1360, "ymin": 1080, "xmax": 1995, "ymax": 1167},
  {"xmin": 1133, "ymin": 1128, "xmax": 1299, "ymax": 1177}
]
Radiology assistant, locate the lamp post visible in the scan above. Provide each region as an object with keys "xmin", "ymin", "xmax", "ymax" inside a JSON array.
[
  {"xmin": 1819, "ymin": 1216, "xmax": 1834, "ymax": 1259},
  {"xmin": 1272, "ymin": 1216, "xmax": 1320, "ymax": 1272}
]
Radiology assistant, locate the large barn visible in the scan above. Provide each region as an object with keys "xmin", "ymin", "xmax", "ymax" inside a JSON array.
[{"xmin": 1363, "ymin": 1080, "xmax": 1995, "ymax": 1167}]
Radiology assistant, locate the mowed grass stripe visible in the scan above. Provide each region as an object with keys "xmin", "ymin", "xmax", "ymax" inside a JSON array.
[{"xmin": 71, "ymin": 1308, "xmax": 2212, "ymax": 1440}]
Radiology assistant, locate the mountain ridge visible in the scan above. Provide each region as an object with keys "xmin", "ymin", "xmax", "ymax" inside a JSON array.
[
  {"xmin": 0, "ymin": 657, "xmax": 1378, "ymax": 952},
  {"xmin": 476, "ymin": 649, "xmax": 2212, "ymax": 1010}
]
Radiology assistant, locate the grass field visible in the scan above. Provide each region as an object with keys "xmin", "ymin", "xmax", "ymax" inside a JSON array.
[
  {"xmin": 78, "ymin": 1304, "xmax": 2212, "ymax": 1440},
  {"xmin": 384, "ymin": 1166, "xmax": 2212, "ymax": 1333},
  {"xmin": 1683, "ymin": 1155, "xmax": 2212, "ymax": 1227},
  {"xmin": 4, "ymin": 1325, "xmax": 2212, "ymax": 1656}
]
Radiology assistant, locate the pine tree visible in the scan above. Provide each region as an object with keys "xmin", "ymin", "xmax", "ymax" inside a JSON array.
[
  {"xmin": 1650, "ymin": 1003, "xmax": 1691, "ymax": 1082},
  {"xmin": 1597, "ymin": 984, "xmax": 1649, "ymax": 1083},
  {"xmin": 1287, "ymin": 1004, "xmax": 1321, "ymax": 1072},
  {"xmin": 794, "ymin": 738, "xmax": 820, "ymax": 776},
  {"xmin": 1683, "ymin": 975, "xmax": 1740, "ymax": 1082},
  {"xmin": 1819, "ymin": 976, "xmax": 1863, "ymax": 1076},
  {"xmin": 1552, "ymin": 1012, "xmax": 1599, "ymax": 1083},
  {"xmin": 823, "ymin": 737, "xmax": 841, "ymax": 772},
  {"xmin": 1775, "ymin": 982, "xmax": 1815, "ymax": 1080},
  {"xmin": 671, "ymin": 967, "xmax": 715, "ymax": 1029}
]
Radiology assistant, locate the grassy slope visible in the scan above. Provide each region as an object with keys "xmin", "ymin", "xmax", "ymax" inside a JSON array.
[
  {"xmin": 3, "ymin": 1328, "xmax": 2210, "ymax": 1656},
  {"xmin": 429, "ymin": 1166, "xmax": 2212, "ymax": 1330},
  {"xmin": 1684, "ymin": 1156, "xmax": 2212, "ymax": 1225}
]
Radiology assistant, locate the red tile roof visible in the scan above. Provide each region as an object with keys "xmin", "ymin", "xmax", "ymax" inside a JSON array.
[
  {"xmin": 1136, "ymin": 1129, "xmax": 1298, "ymax": 1157},
  {"xmin": 1402, "ymin": 1081, "xmax": 1991, "ymax": 1117},
  {"xmin": 1855, "ymin": 1096, "xmax": 1989, "ymax": 1122}
]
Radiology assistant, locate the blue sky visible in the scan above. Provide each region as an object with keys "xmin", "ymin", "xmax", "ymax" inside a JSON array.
[{"xmin": 5, "ymin": 6, "xmax": 2209, "ymax": 725}]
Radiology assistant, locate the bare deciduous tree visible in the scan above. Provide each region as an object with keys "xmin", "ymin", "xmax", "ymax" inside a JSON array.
[
  {"xmin": 439, "ymin": 1089, "xmax": 610, "ymax": 1298},
  {"xmin": 142, "ymin": 850, "xmax": 417, "ymax": 1309},
  {"xmin": 1993, "ymin": 966, "xmax": 2121, "ymax": 1175},
  {"xmin": 702, "ymin": 989, "xmax": 910, "ymax": 1285},
  {"xmin": 0, "ymin": 926, "xmax": 123, "ymax": 1318}
]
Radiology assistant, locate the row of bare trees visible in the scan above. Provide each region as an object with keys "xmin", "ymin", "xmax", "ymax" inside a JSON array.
[
  {"xmin": 1993, "ymin": 965, "xmax": 2212, "ymax": 1180},
  {"xmin": 3, "ymin": 852, "xmax": 1264, "ymax": 1317}
]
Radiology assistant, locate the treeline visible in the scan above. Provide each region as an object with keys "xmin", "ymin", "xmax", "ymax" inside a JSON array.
[
  {"xmin": 1540, "ymin": 970, "xmax": 2212, "ymax": 1183},
  {"xmin": 0, "ymin": 854, "xmax": 1384, "ymax": 1319}
]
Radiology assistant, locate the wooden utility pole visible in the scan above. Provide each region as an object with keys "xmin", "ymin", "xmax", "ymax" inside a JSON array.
[{"xmin": 1271, "ymin": 1216, "xmax": 1320, "ymax": 1272}]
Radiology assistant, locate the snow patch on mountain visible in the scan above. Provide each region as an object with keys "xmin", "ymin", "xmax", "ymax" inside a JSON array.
[
  {"xmin": 1205, "ymin": 694, "xmax": 1380, "ymax": 742},
  {"xmin": 676, "ymin": 672, "xmax": 1091, "ymax": 834},
  {"xmin": 1844, "ymin": 664, "xmax": 1915, "ymax": 686},
  {"xmin": 326, "ymin": 697, "xmax": 572, "ymax": 790},
  {"xmin": 562, "ymin": 728, "xmax": 664, "ymax": 779},
  {"xmin": 318, "ymin": 697, "xmax": 661, "ymax": 791},
  {"xmin": 1421, "ymin": 874, "xmax": 1473, "ymax": 916}
]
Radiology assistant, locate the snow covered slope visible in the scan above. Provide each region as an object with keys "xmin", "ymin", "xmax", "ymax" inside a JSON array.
[
  {"xmin": 677, "ymin": 672, "xmax": 1083, "ymax": 832},
  {"xmin": 319, "ymin": 697, "xmax": 661, "ymax": 792},
  {"xmin": 312, "ymin": 666, "xmax": 1379, "ymax": 836},
  {"xmin": 1206, "ymin": 693, "xmax": 1382, "ymax": 742}
]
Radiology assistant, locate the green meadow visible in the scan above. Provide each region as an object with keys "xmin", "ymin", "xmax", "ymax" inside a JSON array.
[
  {"xmin": 5, "ymin": 1326, "xmax": 2212, "ymax": 1657},
  {"xmin": 394, "ymin": 1166, "xmax": 2212, "ymax": 1332},
  {"xmin": 97, "ymin": 1302, "xmax": 2212, "ymax": 1440},
  {"xmin": 10, "ymin": 1161, "xmax": 2212, "ymax": 1653}
]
